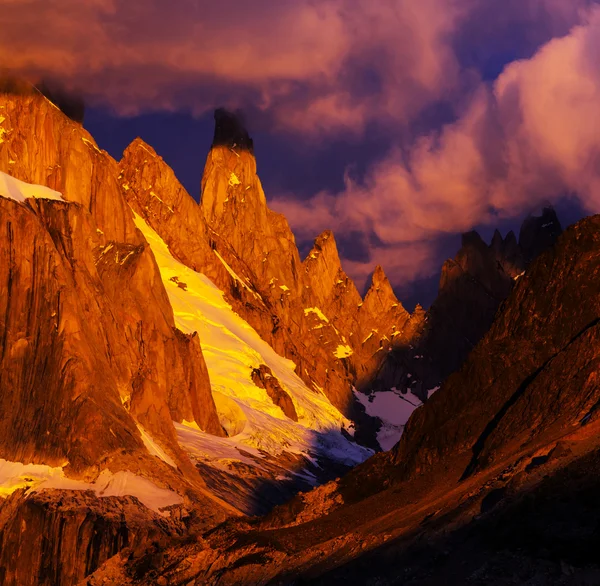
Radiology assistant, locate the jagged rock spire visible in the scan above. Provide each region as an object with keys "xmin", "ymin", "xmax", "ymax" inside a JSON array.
[
  {"xmin": 363, "ymin": 265, "xmax": 405, "ymax": 315},
  {"xmin": 200, "ymin": 109, "xmax": 304, "ymax": 296}
]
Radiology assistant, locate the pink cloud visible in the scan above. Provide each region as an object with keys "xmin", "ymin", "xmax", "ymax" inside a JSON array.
[
  {"xmin": 273, "ymin": 6, "xmax": 600, "ymax": 290},
  {"xmin": 0, "ymin": 0, "xmax": 464, "ymax": 133}
]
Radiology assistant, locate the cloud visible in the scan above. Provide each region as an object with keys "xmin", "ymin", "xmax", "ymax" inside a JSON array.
[
  {"xmin": 0, "ymin": 0, "xmax": 466, "ymax": 135},
  {"xmin": 272, "ymin": 5, "xmax": 600, "ymax": 291},
  {"xmin": 1, "ymin": 0, "xmax": 590, "ymax": 136},
  {"xmin": 2, "ymin": 0, "xmax": 599, "ymax": 297}
]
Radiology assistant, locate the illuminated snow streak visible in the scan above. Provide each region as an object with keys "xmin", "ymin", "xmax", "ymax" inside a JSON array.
[
  {"xmin": 0, "ymin": 459, "xmax": 182, "ymax": 514},
  {"xmin": 133, "ymin": 213, "xmax": 372, "ymax": 469},
  {"xmin": 334, "ymin": 344, "xmax": 353, "ymax": 359}
]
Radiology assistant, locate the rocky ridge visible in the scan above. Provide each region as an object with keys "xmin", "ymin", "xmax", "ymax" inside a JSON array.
[{"xmin": 120, "ymin": 110, "xmax": 424, "ymax": 422}]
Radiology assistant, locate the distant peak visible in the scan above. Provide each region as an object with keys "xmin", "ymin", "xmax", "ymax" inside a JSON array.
[
  {"xmin": 124, "ymin": 137, "xmax": 158, "ymax": 158},
  {"xmin": 212, "ymin": 108, "xmax": 254, "ymax": 153},
  {"xmin": 370, "ymin": 265, "xmax": 388, "ymax": 289},
  {"xmin": 315, "ymin": 230, "xmax": 335, "ymax": 245},
  {"xmin": 461, "ymin": 230, "xmax": 486, "ymax": 249},
  {"xmin": 539, "ymin": 206, "xmax": 561, "ymax": 226},
  {"xmin": 309, "ymin": 230, "xmax": 340, "ymax": 261},
  {"xmin": 366, "ymin": 265, "xmax": 396, "ymax": 298},
  {"xmin": 505, "ymin": 230, "xmax": 517, "ymax": 245},
  {"xmin": 304, "ymin": 231, "xmax": 342, "ymax": 281},
  {"xmin": 519, "ymin": 206, "xmax": 563, "ymax": 263},
  {"xmin": 363, "ymin": 264, "xmax": 405, "ymax": 315}
]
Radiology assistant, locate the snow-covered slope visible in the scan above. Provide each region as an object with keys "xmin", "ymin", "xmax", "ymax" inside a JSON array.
[{"xmin": 134, "ymin": 214, "xmax": 372, "ymax": 495}]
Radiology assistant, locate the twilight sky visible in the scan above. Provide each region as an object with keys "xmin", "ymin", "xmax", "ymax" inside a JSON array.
[{"xmin": 2, "ymin": 0, "xmax": 600, "ymax": 307}]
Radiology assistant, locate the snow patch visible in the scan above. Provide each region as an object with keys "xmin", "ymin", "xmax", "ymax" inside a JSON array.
[
  {"xmin": 81, "ymin": 137, "xmax": 102, "ymax": 154},
  {"xmin": 362, "ymin": 331, "xmax": 375, "ymax": 344},
  {"xmin": 0, "ymin": 459, "xmax": 182, "ymax": 514},
  {"xmin": 0, "ymin": 172, "xmax": 64, "ymax": 204},
  {"xmin": 334, "ymin": 344, "xmax": 353, "ymax": 359},
  {"xmin": 136, "ymin": 424, "xmax": 177, "ymax": 468},
  {"xmin": 355, "ymin": 388, "xmax": 424, "ymax": 451},
  {"xmin": 214, "ymin": 250, "xmax": 260, "ymax": 300},
  {"xmin": 304, "ymin": 307, "xmax": 329, "ymax": 323}
]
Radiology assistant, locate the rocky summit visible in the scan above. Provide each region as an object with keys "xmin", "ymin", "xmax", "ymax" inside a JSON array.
[{"xmin": 0, "ymin": 94, "xmax": 590, "ymax": 586}]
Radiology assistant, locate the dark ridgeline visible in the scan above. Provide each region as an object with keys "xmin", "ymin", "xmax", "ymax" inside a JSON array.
[
  {"xmin": 356, "ymin": 207, "xmax": 564, "ymax": 407},
  {"xmin": 212, "ymin": 108, "xmax": 254, "ymax": 153}
]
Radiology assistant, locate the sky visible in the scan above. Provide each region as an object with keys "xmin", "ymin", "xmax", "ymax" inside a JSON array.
[{"xmin": 2, "ymin": 0, "xmax": 600, "ymax": 308}]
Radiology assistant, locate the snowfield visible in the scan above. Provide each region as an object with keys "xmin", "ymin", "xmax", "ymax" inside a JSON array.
[
  {"xmin": 133, "ymin": 214, "xmax": 372, "ymax": 472},
  {"xmin": 355, "ymin": 388, "xmax": 424, "ymax": 450}
]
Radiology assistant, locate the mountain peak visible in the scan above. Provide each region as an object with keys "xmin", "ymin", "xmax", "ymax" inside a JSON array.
[
  {"xmin": 307, "ymin": 230, "xmax": 342, "ymax": 268},
  {"xmin": 369, "ymin": 265, "xmax": 387, "ymax": 289},
  {"xmin": 519, "ymin": 206, "xmax": 562, "ymax": 264},
  {"xmin": 363, "ymin": 265, "xmax": 404, "ymax": 315},
  {"xmin": 461, "ymin": 230, "xmax": 487, "ymax": 251},
  {"xmin": 212, "ymin": 108, "xmax": 254, "ymax": 153},
  {"xmin": 124, "ymin": 137, "xmax": 159, "ymax": 159}
]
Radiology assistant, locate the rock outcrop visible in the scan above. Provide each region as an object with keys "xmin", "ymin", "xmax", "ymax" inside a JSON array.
[
  {"xmin": 251, "ymin": 365, "xmax": 298, "ymax": 422},
  {"xmin": 0, "ymin": 489, "xmax": 181, "ymax": 586}
]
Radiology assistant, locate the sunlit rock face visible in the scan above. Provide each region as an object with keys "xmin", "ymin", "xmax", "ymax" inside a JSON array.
[
  {"xmin": 0, "ymin": 94, "xmax": 232, "ymax": 498},
  {"xmin": 0, "ymin": 94, "xmax": 225, "ymax": 456},
  {"xmin": 120, "ymin": 108, "xmax": 413, "ymax": 419},
  {"xmin": 201, "ymin": 120, "xmax": 303, "ymax": 296},
  {"xmin": 0, "ymin": 76, "xmax": 85, "ymax": 123},
  {"xmin": 198, "ymin": 110, "xmax": 422, "ymax": 417},
  {"xmin": 0, "ymin": 92, "xmax": 240, "ymax": 585}
]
